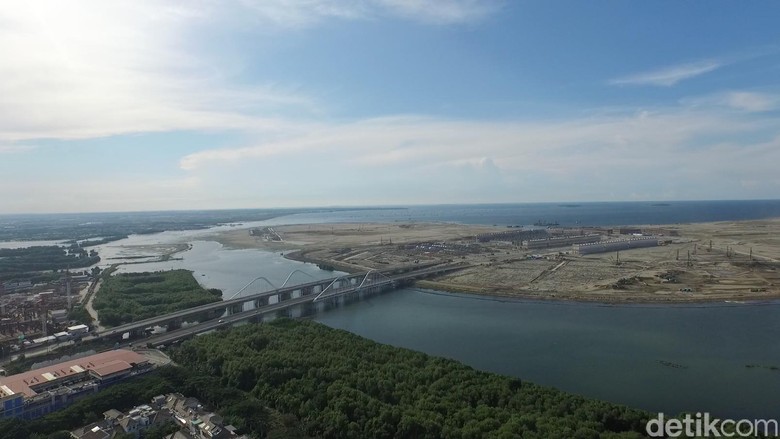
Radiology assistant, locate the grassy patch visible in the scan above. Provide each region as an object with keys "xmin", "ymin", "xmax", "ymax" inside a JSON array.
[{"xmin": 93, "ymin": 270, "xmax": 221, "ymax": 327}]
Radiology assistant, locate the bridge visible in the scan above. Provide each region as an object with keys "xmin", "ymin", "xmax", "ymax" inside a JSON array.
[{"xmin": 97, "ymin": 263, "xmax": 467, "ymax": 344}]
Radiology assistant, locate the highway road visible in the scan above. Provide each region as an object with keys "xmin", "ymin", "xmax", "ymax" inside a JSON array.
[
  {"xmin": 142, "ymin": 263, "xmax": 469, "ymax": 346},
  {"xmin": 96, "ymin": 263, "xmax": 466, "ymax": 339}
]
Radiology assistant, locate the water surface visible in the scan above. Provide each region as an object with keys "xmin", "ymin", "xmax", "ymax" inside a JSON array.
[{"xmin": 316, "ymin": 289, "xmax": 780, "ymax": 419}]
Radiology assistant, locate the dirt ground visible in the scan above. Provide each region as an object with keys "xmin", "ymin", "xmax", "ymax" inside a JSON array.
[{"xmin": 211, "ymin": 219, "xmax": 780, "ymax": 303}]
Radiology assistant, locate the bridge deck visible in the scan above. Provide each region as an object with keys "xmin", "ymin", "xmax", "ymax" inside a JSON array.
[{"xmin": 97, "ymin": 263, "xmax": 467, "ymax": 338}]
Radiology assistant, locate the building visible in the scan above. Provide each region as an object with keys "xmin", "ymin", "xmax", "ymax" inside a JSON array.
[
  {"xmin": 67, "ymin": 324, "xmax": 90, "ymax": 336},
  {"xmin": 71, "ymin": 404, "xmax": 170, "ymax": 439},
  {"xmin": 70, "ymin": 393, "xmax": 248, "ymax": 439},
  {"xmin": 523, "ymin": 234, "xmax": 601, "ymax": 250},
  {"xmin": 0, "ymin": 281, "xmax": 32, "ymax": 294},
  {"xmin": 574, "ymin": 237, "xmax": 660, "ymax": 255},
  {"xmin": 476, "ymin": 229, "xmax": 548, "ymax": 243},
  {"xmin": 0, "ymin": 349, "xmax": 152, "ymax": 419},
  {"xmin": 50, "ymin": 309, "xmax": 69, "ymax": 325}
]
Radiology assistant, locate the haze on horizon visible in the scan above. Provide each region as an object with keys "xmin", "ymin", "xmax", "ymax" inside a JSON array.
[{"xmin": 2, "ymin": 1, "xmax": 780, "ymax": 214}]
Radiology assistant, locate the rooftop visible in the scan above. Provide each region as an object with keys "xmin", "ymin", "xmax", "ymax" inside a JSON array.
[{"xmin": 0, "ymin": 349, "xmax": 147, "ymax": 398}]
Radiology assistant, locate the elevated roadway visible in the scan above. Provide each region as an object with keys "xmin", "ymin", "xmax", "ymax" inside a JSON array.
[{"xmin": 98, "ymin": 263, "xmax": 467, "ymax": 341}]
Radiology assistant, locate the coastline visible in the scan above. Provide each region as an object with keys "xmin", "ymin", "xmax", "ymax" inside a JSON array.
[{"xmin": 208, "ymin": 217, "xmax": 780, "ymax": 305}]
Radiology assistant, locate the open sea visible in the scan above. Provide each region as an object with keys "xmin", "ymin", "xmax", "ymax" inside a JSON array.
[{"xmin": 259, "ymin": 199, "xmax": 780, "ymax": 228}]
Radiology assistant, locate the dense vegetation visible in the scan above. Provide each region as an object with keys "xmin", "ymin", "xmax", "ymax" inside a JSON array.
[
  {"xmin": 172, "ymin": 319, "xmax": 650, "ymax": 439},
  {"xmin": 0, "ymin": 270, "xmax": 61, "ymax": 284},
  {"xmin": 0, "ymin": 320, "xmax": 651, "ymax": 438},
  {"xmin": 0, "ymin": 246, "xmax": 99, "ymax": 275},
  {"xmin": 93, "ymin": 270, "xmax": 222, "ymax": 327},
  {"xmin": 0, "ymin": 367, "xmax": 307, "ymax": 439},
  {"xmin": 67, "ymin": 305, "xmax": 93, "ymax": 326}
]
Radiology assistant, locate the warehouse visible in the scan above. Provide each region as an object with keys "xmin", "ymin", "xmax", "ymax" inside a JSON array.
[
  {"xmin": 0, "ymin": 349, "xmax": 151, "ymax": 419},
  {"xmin": 524, "ymin": 234, "xmax": 601, "ymax": 250},
  {"xmin": 574, "ymin": 237, "xmax": 659, "ymax": 255}
]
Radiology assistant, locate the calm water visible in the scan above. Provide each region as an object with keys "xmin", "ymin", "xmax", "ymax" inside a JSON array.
[
  {"xmin": 4, "ymin": 201, "xmax": 780, "ymax": 417},
  {"xmin": 113, "ymin": 240, "xmax": 346, "ymax": 297},
  {"xmin": 259, "ymin": 199, "xmax": 780, "ymax": 227},
  {"xmin": 316, "ymin": 289, "xmax": 780, "ymax": 419}
]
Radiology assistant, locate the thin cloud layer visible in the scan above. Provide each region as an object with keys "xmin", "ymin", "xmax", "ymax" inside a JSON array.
[
  {"xmin": 0, "ymin": 1, "xmax": 327, "ymax": 143},
  {"xmin": 179, "ymin": 106, "xmax": 779, "ymax": 193},
  {"xmin": 610, "ymin": 60, "xmax": 722, "ymax": 87},
  {"xmin": 0, "ymin": 0, "xmax": 497, "ymax": 146},
  {"xmin": 2, "ymin": 1, "xmax": 779, "ymax": 213},
  {"xmin": 234, "ymin": 0, "xmax": 501, "ymax": 26},
  {"xmin": 377, "ymin": 0, "xmax": 502, "ymax": 24},
  {"xmin": 723, "ymin": 91, "xmax": 778, "ymax": 112},
  {"xmin": 681, "ymin": 90, "xmax": 780, "ymax": 113}
]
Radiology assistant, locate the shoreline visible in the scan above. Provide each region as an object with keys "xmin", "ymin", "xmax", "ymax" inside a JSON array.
[
  {"xmin": 285, "ymin": 245, "xmax": 780, "ymax": 306},
  {"xmin": 209, "ymin": 217, "xmax": 780, "ymax": 305},
  {"xmin": 410, "ymin": 286, "xmax": 780, "ymax": 308}
]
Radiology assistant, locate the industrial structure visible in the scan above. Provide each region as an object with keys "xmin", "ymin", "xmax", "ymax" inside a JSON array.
[
  {"xmin": 0, "ymin": 349, "xmax": 152, "ymax": 419},
  {"xmin": 475, "ymin": 229, "xmax": 548, "ymax": 243},
  {"xmin": 0, "ymin": 271, "xmax": 95, "ymax": 359},
  {"xmin": 523, "ymin": 234, "xmax": 601, "ymax": 250},
  {"xmin": 574, "ymin": 237, "xmax": 660, "ymax": 255}
]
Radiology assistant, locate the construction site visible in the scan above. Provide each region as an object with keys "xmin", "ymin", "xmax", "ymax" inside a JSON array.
[
  {"xmin": 0, "ymin": 272, "xmax": 94, "ymax": 360},
  {"xmin": 216, "ymin": 219, "xmax": 780, "ymax": 303}
]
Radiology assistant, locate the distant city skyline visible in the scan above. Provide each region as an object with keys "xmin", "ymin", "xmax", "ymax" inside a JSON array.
[{"xmin": 2, "ymin": 1, "xmax": 780, "ymax": 213}]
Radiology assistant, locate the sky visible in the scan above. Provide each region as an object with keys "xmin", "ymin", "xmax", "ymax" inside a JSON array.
[{"xmin": 2, "ymin": 1, "xmax": 780, "ymax": 213}]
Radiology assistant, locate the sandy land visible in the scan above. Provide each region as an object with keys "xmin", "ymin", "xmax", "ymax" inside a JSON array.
[{"xmin": 210, "ymin": 219, "xmax": 780, "ymax": 304}]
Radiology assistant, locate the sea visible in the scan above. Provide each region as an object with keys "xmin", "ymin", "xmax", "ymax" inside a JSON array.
[{"xmin": 259, "ymin": 199, "xmax": 780, "ymax": 227}]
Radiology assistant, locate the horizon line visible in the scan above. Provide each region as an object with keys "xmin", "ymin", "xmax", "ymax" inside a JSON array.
[{"xmin": 2, "ymin": 198, "xmax": 780, "ymax": 217}]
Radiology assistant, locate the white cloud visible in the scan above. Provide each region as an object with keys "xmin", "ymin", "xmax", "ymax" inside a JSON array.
[
  {"xmin": 0, "ymin": 175, "xmax": 203, "ymax": 214},
  {"xmin": 610, "ymin": 60, "xmax": 722, "ymax": 87},
  {"xmin": 0, "ymin": 145, "xmax": 36, "ymax": 154},
  {"xmin": 179, "ymin": 106, "xmax": 775, "ymax": 183},
  {"xmin": 0, "ymin": 1, "xmax": 318, "ymax": 144},
  {"xmin": 681, "ymin": 90, "xmax": 780, "ymax": 113},
  {"xmin": 233, "ymin": 0, "xmax": 501, "ymax": 27},
  {"xmin": 723, "ymin": 91, "xmax": 778, "ymax": 112},
  {"xmin": 0, "ymin": 0, "xmax": 499, "ymax": 147},
  {"xmin": 170, "ymin": 99, "xmax": 780, "ymax": 207},
  {"xmin": 376, "ymin": 0, "xmax": 502, "ymax": 24},
  {"xmin": 233, "ymin": 0, "xmax": 368, "ymax": 28},
  {"xmin": 6, "ymin": 103, "xmax": 780, "ymax": 212}
]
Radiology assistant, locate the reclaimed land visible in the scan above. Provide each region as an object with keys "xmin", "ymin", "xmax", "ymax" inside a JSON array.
[
  {"xmin": 212, "ymin": 219, "xmax": 780, "ymax": 303},
  {"xmin": 93, "ymin": 269, "xmax": 222, "ymax": 327}
]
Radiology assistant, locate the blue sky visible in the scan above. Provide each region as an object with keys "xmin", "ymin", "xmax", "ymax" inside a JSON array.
[{"xmin": 2, "ymin": 1, "xmax": 780, "ymax": 213}]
